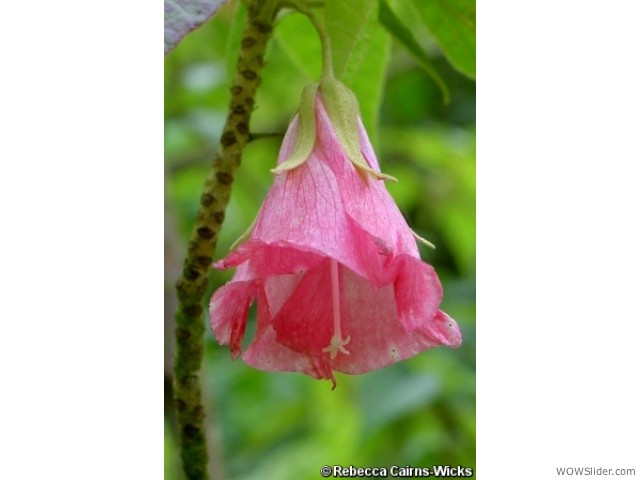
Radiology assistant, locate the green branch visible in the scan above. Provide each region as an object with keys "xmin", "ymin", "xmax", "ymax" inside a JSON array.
[{"xmin": 172, "ymin": 1, "xmax": 280, "ymax": 478}]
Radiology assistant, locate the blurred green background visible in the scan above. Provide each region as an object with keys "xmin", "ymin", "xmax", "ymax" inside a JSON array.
[{"xmin": 165, "ymin": 1, "xmax": 475, "ymax": 478}]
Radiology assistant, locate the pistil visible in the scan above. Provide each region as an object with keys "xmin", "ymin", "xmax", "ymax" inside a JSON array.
[{"xmin": 322, "ymin": 259, "xmax": 350, "ymax": 359}]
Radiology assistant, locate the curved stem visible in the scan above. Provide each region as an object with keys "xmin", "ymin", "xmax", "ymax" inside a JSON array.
[
  {"xmin": 282, "ymin": 1, "xmax": 334, "ymax": 78},
  {"xmin": 172, "ymin": 1, "xmax": 279, "ymax": 478},
  {"xmin": 307, "ymin": 9, "xmax": 334, "ymax": 78}
]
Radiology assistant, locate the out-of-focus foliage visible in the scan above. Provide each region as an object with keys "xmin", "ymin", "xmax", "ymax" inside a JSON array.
[
  {"xmin": 378, "ymin": 0, "xmax": 450, "ymax": 103},
  {"xmin": 408, "ymin": 0, "xmax": 476, "ymax": 79},
  {"xmin": 165, "ymin": 0, "xmax": 475, "ymax": 478}
]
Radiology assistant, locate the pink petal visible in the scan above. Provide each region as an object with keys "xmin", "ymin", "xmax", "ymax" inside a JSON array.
[
  {"xmin": 426, "ymin": 310, "xmax": 462, "ymax": 348},
  {"xmin": 247, "ymin": 136, "xmax": 390, "ymax": 285},
  {"xmin": 314, "ymin": 96, "xmax": 420, "ymax": 258},
  {"xmin": 391, "ymin": 254, "xmax": 443, "ymax": 333},
  {"xmin": 242, "ymin": 285, "xmax": 337, "ymax": 386},
  {"xmin": 270, "ymin": 259, "xmax": 335, "ymax": 360},
  {"xmin": 209, "ymin": 267, "xmax": 256, "ymax": 358},
  {"xmin": 268, "ymin": 260, "xmax": 455, "ymax": 376},
  {"xmin": 215, "ymin": 240, "xmax": 324, "ymax": 278},
  {"xmin": 330, "ymin": 264, "xmax": 445, "ymax": 374},
  {"xmin": 243, "ymin": 326, "xmax": 336, "ymax": 386},
  {"xmin": 389, "ymin": 256, "xmax": 460, "ymax": 348}
]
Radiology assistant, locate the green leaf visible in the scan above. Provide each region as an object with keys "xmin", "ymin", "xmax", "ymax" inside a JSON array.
[
  {"xmin": 164, "ymin": 0, "xmax": 229, "ymax": 55},
  {"xmin": 225, "ymin": 2, "xmax": 246, "ymax": 83},
  {"xmin": 378, "ymin": 0, "xmax": 450, "ymax": 104},
  {"xmin": 325, "ymin": 0, "xmax": 390, "ymax": 144},
  {"xmin": 409, "ymin": 0, "xmax": 476, "ymax": 79}
]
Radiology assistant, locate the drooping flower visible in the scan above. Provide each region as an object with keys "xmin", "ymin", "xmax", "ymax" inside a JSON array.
[{"xmin": 210, "ymin": 80, "xmax": 461, "ymax": 387}]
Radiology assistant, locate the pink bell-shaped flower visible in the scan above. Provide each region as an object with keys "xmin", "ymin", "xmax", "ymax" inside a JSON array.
[{"xmin": 210, "ymin": 81, "xmax": 461, "ymax": 387}]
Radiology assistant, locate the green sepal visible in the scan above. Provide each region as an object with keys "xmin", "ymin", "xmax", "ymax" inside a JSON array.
[
  {"xmin": 319, "ymin": 77, "xmax": 397, "ymax": 182},
  {"xmin": 412, "ymin": 230, "xmax": 436, "ymax": 249},
  {"xmin": 229, "ymin": 215, "xmax": 258, "ymax": 252},
  {"xmin": 271, "ymin": 83, "xmax": 319, "ymax": 174}
]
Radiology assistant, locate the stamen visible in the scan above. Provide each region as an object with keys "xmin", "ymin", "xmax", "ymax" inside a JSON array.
[{"xmin": 322, "ymin": 259, "xmax": 351, "ymax": 359}]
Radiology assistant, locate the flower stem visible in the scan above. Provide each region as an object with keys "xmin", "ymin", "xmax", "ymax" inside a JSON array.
[
  {"xmin": 172, "ymin": 1, "xmax": 279, "ymax": 478},
  {"xmin": 284, "ymin": 1, "xmax": 335, "ymax": 78},
  {"xmin": 308, "ymin": 11, "xmax": 334, "ymax": 78}
]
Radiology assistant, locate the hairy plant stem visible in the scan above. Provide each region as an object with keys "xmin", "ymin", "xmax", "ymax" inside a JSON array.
[{"xmin": 172, "ymin": 1, "xmax": 279, "ymax": 478}]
